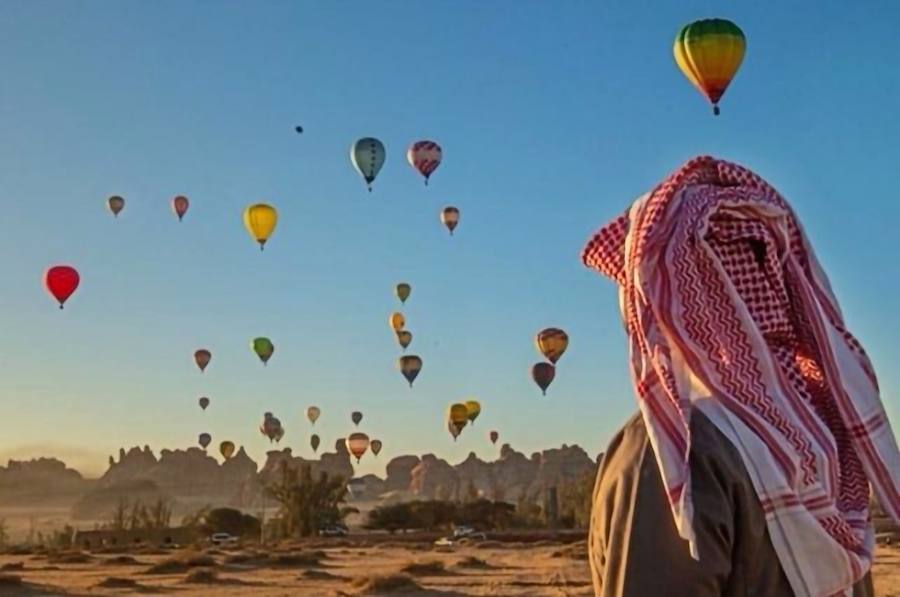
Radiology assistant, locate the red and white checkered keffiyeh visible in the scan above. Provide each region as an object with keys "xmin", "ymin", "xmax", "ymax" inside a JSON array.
[{"xmin": 582, "ymin": 156, "xmax": 900, "ymax": 597}]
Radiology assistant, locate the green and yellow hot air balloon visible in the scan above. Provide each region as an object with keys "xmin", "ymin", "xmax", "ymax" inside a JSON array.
[
  {"xmin": 252, "ymin": 337, "xmax": 275, "ymax": 365},
  {"xmin": 674, "ymin": 18, "xmax": 745, "ymax": 115},
  {"xmin": 243, "ymin": 203, "xmax": 278, "ymax": 250}
]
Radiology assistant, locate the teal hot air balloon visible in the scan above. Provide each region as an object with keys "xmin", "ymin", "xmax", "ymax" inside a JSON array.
[{"xmin": 350, "ymin": 137, "xmax": 386, "ymax": 192}]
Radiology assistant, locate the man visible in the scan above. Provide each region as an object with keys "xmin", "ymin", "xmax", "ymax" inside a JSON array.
[{"xmin": 581, "ymin": 157, "xmax": 899, "ymax": 597}]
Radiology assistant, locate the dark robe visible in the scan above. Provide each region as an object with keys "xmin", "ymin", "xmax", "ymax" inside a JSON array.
[{"xmin": 589, "ymin": 411, "xmax": 875, "ymax": 597}]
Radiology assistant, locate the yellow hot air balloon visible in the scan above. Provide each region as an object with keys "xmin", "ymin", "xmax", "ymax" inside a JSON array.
[
  {"xmin": 395, "ymin": 283, "xmax": 411, "ymax": 304},
  {"xmin": 346, "ymin": 432, "xmax": 370, "ymax": 463},
  {"xmin": 536, "ymin": 328, "xmax": 569, "ymax": 364},
  {"xmin": 447, "ymin": 403, "xmax": 469, "ymax": 441},
  {"xmin": 673, "ymin": 19, "xmax": 746, "ymax": 116},
  {"xmin": 464, "ymin": 400, "xmax": 481, "ymax": 424},
  {"xmin": 243, "ymin": 203, "xmax": 278, "ymax": 250},
  {"xmin": 219, "ymin": 441, "xmax": 236, "ymax": 460},
  {"xmin": 389, "ymin": 312, "xmax": 406, "ymax": 332}
]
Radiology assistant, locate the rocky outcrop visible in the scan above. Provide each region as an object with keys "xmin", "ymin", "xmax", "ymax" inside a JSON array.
[
  {"xmin": 384, "ymin": 455, "xmax": 420, "ymax": 492},
  {"xmin": 410, "ymin": 454, "xmax": 459, "ymax": 501},
  {"xmin": 0, "ymin": 458, "xmax": 90, "ymax": 506},
  {"xmin": 455, "ymin": 452, "xmax": 495, "ymax": 500}
]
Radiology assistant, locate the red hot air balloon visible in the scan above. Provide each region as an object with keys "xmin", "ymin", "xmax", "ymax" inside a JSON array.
[
  {"xmin": 407, "ymin": 140, "xmax": 442, "ymax": 185},
  {"xmin": 171, "ymin": 195, "xmax": 190, "ymax": 221},
  {"xmin": 43, "ymin": 266, "xmax": 80, "ymax": 309},
  {"xmin": 531, "ymin": 362, "xmax": 556, "ymax": 395}
]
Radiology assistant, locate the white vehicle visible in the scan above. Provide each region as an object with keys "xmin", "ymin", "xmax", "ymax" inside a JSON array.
[
  {"xmin": 433, "ymin": 537, "xmax": 455, "ymax": 547},
  {"xmin": 209, "ymin": 532, "xmax": 239, "ymax": 546},
  {"xmin": 452, "ymin": 526, "xmax": 487, "ymax": 540}
]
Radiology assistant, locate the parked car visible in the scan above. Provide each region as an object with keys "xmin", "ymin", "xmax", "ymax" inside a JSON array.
[
  {"xmin": 452, "ymin": 526, "xmax": 486, "ymax": 540},
  {"xmin": 433, "ymin": 536, "xmax": 455, "ymax": 547},
  {"xmin": 209, "ymin": 532, "xmax": 239, "ymax": 546},
  {"xmin": 318, "ymin": 524, "xmax": 349, "ymax": 537}
]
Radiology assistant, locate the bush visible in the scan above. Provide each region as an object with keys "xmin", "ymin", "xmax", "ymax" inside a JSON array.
[
  {"xmin": 96, "ymin": 577, "xmax": 140, "ymax": 589},
  {"xmin": 183, "ymin": 568, "xmax": 219, "ymax": 584},
  {"xmin": 401, "ymin": 560, "xmax": 449, "ymax": 576},
  {"xmin": 350, "ymin": 573, "xmax": 422, "ymax": 594}
]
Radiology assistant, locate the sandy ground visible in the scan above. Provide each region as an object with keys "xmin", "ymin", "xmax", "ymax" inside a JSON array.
[{"xmin": 0, "ymin": 541, "xmax": 896, "ymax": 596}]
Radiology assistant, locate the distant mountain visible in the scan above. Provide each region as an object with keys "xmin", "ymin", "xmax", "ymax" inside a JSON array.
[{"xmin": 0, "ymin": 457, "xmax": 92, "ymax": 506}]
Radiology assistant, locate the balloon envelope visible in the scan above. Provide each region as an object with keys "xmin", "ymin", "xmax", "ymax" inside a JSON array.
[
  {"xmin": 198, "ymin": 433, "xmax": 212, "ymax": 449},
  {"xmin": 307, "ymin": 406, "xmax": 321, "ymax": 425},
  {"xmin": 350, "ymin": 137, "xmax": 386, "ymax": 191},
  {"xmin": 199, "ymin": 397, "xmax": 210, "ymax": 411},
  {"xmin": 220, "ymin": 441, "xmax": 235, "ymax": 460},
  {"xmin": 389, "ymin": 312, "xmax": 406, "ymax": 332},
  {"xmin": 251, "ymin": 337, "xmax": 275, "ymax": 365},
  {"xmin": 531, "ymin": 362, "xmax": 556, "ymax": 395},
  {"xmin": 447, "ymin": 403, "xmax": 469, "ymax": 441},
  {"xmin": 370, "ymin": 439, "xmax": 383, "ymax": 456},
  {"xmin": 396, "ymin": 330, "xmax": 413, "ymax": 350},
  {"xmin": 346, "ymin": 432, "xmax": 370, "ymax": 463},
  {"xmin": 674, "ymin": 19, "xmax": 745, "ymax": 115},
  {"xmin": 243, "ymin": 203, "xmax": 278, "ymax": 250},
  {"xmin": 398, "ymin": 355, "xmax": 423, "ymax": 387},
  {"xmin": 536, "ymin": 328, "xmax": 569, "ymax": 364},
  {"xmin": 107, "ymin": 195, "xmax": 125, "ymax": 217},
  {"xmin": 395, "ymin": 283, "xmax": 411, "ymax": 304},
  {"xmin": 441, "ymin": 207, "xmax": 460, "ymax": 235},
  {"xmin": 464, "ymin": 400, "xmax": 481, "ymax": 423},
  {"xmin": 310, "ymin": 434, "xmax": 321, "ymax": 453},
  {"xmin": 489, "ymin": 430, "xmax": 499, "ymax": 445},
  {"xmin": 407, "ymin": 140, "xmax": 442, "ymax": 184},
  {"xmin": 172, "ymin": 195, "xmax": 189, "ymax": 221},
  {"xmin": 43, "ymin": 265, "xmax": 80, "ymax": 309},
  {"xmin": 351, "ymin": 411, "xmax": 363, "ymax": 426},
  {"xmin": 194, "ymin": 349, "xmax": 211, "ymax": 372}
]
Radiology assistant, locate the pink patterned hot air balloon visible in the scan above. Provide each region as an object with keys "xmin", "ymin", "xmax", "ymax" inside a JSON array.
[{"xmin": 407, "ymin": 140, "xmax": 442, "ymax": 185}]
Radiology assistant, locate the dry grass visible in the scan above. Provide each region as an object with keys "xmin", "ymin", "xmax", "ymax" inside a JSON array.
[
  {"xmin": 551, "ymin": 544, "xmax": 588, "ymax": 560},
  {"xmin": 0, "ymin": 574, "xmax": 23, "ymax": 587},
  {"xmin": 0, "ymin": 562, "xmax": 24, "ymax": 572},
  {"xmin": 350, "ymin": 573, "xmax": 423, "ymax": 594},
  {"xmin": 144, "ymin": 552, "xmax": 216, "ymax": 575},
  {"xmin": 183, "ymin": 568, "xmax": 220, "ymax": 584},
  {"xmin": 47, "ymin": 550, "xmax": 92, "ymax": 564},
  {"xmin": 96, "ymin": 576, "xmax": 140, "ymax": 589},
  {"xmin": 455, "ymin": 556, "xmax": 493, "ymax": 569},
  {"xmin": 104, "ymin": 555, "xmax": 145, "ymax": 566},
  {"xmin": 301, "ymin": 569, "xmax": 341, "ymax": 580},
  {"xmin": 401, "ymin": 560, "xmax": 450, "ymax": 576}
]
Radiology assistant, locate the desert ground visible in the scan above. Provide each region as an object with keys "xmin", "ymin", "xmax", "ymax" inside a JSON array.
[{"xmin": 0, "ymin": 538, "xmax": 897, "ymax": 597}]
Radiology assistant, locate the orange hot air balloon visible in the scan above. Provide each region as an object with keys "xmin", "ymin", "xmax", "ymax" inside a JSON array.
[
  {"xmin": 407, "ymin": 140, "xmax": 442, "ymax": 185},
  {"xmin": 346, "ymin": 432, "xmax": 370, "ymax": 463},
  {"xmin": 171, "ymin": 195, "xmax": 190, "ymax": 221},
  {"xmin": 489, "ymin": 430, "xmax": 499, "ymax": 445},
  {"xmin": 531, "ymin": 362, "xmax": 556, "ymax": 395},
  {"xmin": 370, "ymin": 439, "xmax": 383, "ymax": 457},
  {"xmin": 673, "ymin": 19, "xmax": 746, "ymax": 116},
  {"xmin": 219, "ymin": 441, "xmax": 235, "ymax": 460},
  {"xmin": 107, "ymin": 195, "xmax": 125, "ymax": 217},
  {"xmin": 536, "ymin": 328, "xmax": 569, "ymax": 365},
  {"xmin": 194, "ymin": 349, "xmax": 211, "ymax": 373},
  {"xmin": 43, "ymin": 265, "xmax": 80, "ymax": 309}
]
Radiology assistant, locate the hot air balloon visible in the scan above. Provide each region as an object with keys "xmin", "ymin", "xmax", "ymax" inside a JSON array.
[
  {"xmin": 310, "ymin": 434, "xmax": 321, "ymax": 453},
  {"xmin": 407, "ymin": 140, "xmax": 442, "ymax": 185},
  {"xmin": 43, "ymin": 265, "xmax": 80, "ymax": 309},
  {"xmin": 198, "ymin": 397, "xmax": 210, "ymax": 411},
  {"xmin": 464, "ymin": 400, "xmax": 481, "ymax": 424},
  {"xmin": 398, "ymin": 355, "xmax": 423, "ymax": 387},
  {"xmin": 370, "ymin": 439, "xmax": 383, "ymax": 457},
  {"xmin": 389, "ymin": 312, "xmax": 406, "ymax": 332},
  {"xmin": 346, "ymin": 432, "xmax": 370, "ymax": 463},
  {"xmin": 198, "ymin": 433, "xmax": 212, "ymax": 449},
  {"xmin": 307, "ymin": 406, "xmax": 321, "ymax": 426},
  {"xmin": 107, "ymin": 195, "xmax": 125, "ymax": 217},
  {"xmin": 396, "ymin": 330, "xmax": 412, "ymax": 351},
  {"xmin": 395, "ymin": 283, "xmax": 411, "ymax": 304},
  {"xmin": 220, "ymin": 441, "xmax": 235, "ymax": 460},
  {"xmin": 274, "ymin": 424, "xmax": 285, "ymax": 443},
  {"xmin": 673, "ymin": 19, "xmax": 746, "ymax": 116},
  {"xmin": 194, "ymin": 349, "xmax": 211, "ymax": 373},
  {"xmin": 295, "ymin": 126, "xmax": 303, "ymax": 134},
  {"xmin": 536, "ymin": 328, "xmax": 569, "ymax": 365},
  {"xmin": 351, "ymin": 137, "xmax": 386, "ymax": 192},
  {"xmin": 441, "ymin": 207, "xmax": 459, "ymax": 235},
  {"xmin": 172, "ymin": 195, "xmax": 189, "ymax": 221},
  {"xmin": 260, "ymin": 413, "xmax": 281, "ymax": 442},
  {"xmin": 351, "ymin": 411, "xmax": 363, "ymax": 427},
  {"xmin": 489, "ymin": 430, "xmax": 499, "ymax": 445},
  {"xmin": 243, "ymin": 203, "xmax": 278, "ymax": 251},
  {"xmin": 447, "ymin": 403, "xmax": 469, "ymax": 441},
  {"xmin": 531, "ymin": 362, "xmax": 556, "ymax": 395},
  {"xmin": 251, "ymin": 337, "xmax": 275, "ymax": 365}
]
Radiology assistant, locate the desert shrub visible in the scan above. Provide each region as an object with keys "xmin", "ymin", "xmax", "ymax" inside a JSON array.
[
  {"xmin": 351, "ymin": 573, "xmax": 421, "ymax": 594},
  {"xmin": 401, "ymin": 560, "xmax": 449, "ymax": 576},
  {"xmin": 96, "ymin": 577, "xmax": 139, "ymax": 588}
]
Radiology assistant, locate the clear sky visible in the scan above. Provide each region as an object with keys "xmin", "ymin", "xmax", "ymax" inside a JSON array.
[{"xmin": 1, "ymin": 2, "xmax": 898, "ymax": 478}]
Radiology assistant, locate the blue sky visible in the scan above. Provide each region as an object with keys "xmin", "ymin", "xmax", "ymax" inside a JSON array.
[{"xmin": 0, "ymin": 1, "xmax": 897, "ymax": 477}]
